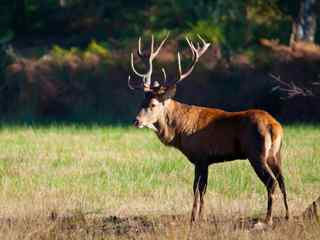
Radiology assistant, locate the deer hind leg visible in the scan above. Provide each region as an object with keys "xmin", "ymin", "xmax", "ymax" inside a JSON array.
[
  {"xmin": 249, "ymin": 157, "xmax": 277, "ymax": 225},
  {"xmin": 191, "ymin": 164, "xmax": 208, "ymax": 223},
  {"xmin": 268, "ymin": 151, "xmax": 290, "ymax": 220}
]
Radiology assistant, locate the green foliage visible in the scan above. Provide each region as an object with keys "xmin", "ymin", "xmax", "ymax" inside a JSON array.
[
  {"xmin": 50, "ymin": 40, "xmax": 111, "ymax": 62},
  {"xmin": 86, "ymin": 40, "xmax": 110, "ymax": 58},
  {"xmin": 141, "ymin": 0, "xmax": 300, "ymax": 50},
  {"xmin": 50, "ymin": 45, "xmax": 80, "ymax": 61},
  {"xmin": 0, "ymin": 0, "xmax": 318, "ymax": 50},
  {"xmin": 187, "ymin": 20, "xmax": 225, "ymax": 44}
]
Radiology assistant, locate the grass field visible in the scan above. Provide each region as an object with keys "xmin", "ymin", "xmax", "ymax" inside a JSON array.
[{"xmin": 0, "ymin": 124, "xmax": 319, "ymax": 239}]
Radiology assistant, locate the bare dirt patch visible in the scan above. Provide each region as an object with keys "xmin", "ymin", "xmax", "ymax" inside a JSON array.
[{"xmin": 0, "ymin": 212, "xmax": 318, "ymax": 240}]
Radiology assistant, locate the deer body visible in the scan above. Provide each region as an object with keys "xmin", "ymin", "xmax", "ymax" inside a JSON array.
[
  {"xmin": 151, "ymin": 99, "xmax": 282, "ymax": 166},
  {"xmin": 128, "ymin": 34, "xmax": 289, "ymax": 225}
]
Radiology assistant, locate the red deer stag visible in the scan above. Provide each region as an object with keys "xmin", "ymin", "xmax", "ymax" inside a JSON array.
[{"xmin": 128, "ymin": 34, "xmax": 289, "ymax": 225}]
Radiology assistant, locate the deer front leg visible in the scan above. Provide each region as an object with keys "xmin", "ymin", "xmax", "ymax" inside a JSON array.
[{"xmin": 191, "ymin": 164, "xmax": 208, "ymax": 223}]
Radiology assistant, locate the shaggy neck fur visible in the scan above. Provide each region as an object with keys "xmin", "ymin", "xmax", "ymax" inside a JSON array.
[{"xmin": 154, "ymin": 99, "xmax": 198, "ymax": 147}]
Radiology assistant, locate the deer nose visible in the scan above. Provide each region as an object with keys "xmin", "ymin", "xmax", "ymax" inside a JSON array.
[{"xmin": 133, "ymin": 119, "xmax": 141, "ymax": 128}]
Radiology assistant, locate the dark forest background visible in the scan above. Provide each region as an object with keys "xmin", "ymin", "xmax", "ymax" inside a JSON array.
[{"xmin": 0, "ymin": 0, "xmax": 320, "ymax": 124}]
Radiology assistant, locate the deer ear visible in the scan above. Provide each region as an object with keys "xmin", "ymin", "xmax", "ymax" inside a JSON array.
[{"xmin": 158, "ymin": 85, "xmax": 176, "ymax": 101}]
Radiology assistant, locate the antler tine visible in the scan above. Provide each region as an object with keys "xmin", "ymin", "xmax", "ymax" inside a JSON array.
[
  {"xmin": 137, "ymin": 37, "xmax": 144, "ymax": 57},
  {"xmin": 129, "ymin": 33, "xmax": 170, "ymax": 91},
  {"xmin": 137, "ymin": 33, "xmax": 169, "ymax": 59},
  {"xmin": 176, "ymin": 49, "xmax": 196, "ymax": 82},
  {"xmin": 197, "ymin": 34, "xmax": 211, "ymax": 56},
  {"xmin": 128, "ymin": 75, "xmax": 144, "ymax": 90},
  {"xmin": 177, "ymin": 52, "xmax": 182, "ymax": 79},
  {"xmin": 197, "ymin": 34, "xmax": 207, "ymax": 46},
  {"xmin": 150, "ymin": 35, "xmax": 154, "ymax": 57},
  {"xmin": 128, "ymin": 76, "xmax": 133, "ymax": 90},
  {"xmin": 130, "ymin": 52, "xmax": 146, "ymax": 78},
  {"xmin": 128, "ymin": 75, "xmax": 135, "ymax": 90},
  {"xmin": 197, "ymin": 42, "xmax": 200, "ymax": 50},
  {"xmin": 161, "ymin": 67, "xmax": 167, "ymax": 84},
  {"xmin": 185, "ymin": 37, "xmax": 197, "ymax": 55},
  {"xmin": 152, "ymin": 32, "xmax": 170, "ymax": 59},
  {"xmin": 174, "ymin": 35, "xmax": 210, "ymax": 84}
]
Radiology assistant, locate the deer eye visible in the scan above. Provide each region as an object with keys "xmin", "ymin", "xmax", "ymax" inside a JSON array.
[{"xmin": 150, "ymin": 103, "xmax": 157, "ymax": 108}]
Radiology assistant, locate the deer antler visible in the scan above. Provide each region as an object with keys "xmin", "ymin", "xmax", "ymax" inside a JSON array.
[
  {"xmin": 128, "ymin": 34, "xmax": 210, "ymax": 91},
  {"xmin": 128, "ymin": 33, "xmax": 169, "ymax": 91},
  {"xmin": 173, "ymin": 34, "xmax": 210, "ymax": 85}
]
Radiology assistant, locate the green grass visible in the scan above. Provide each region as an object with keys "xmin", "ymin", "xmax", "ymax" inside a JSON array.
[{"xmin": 0, "ymin": 124, "xmax": 319, "ymax": 219}]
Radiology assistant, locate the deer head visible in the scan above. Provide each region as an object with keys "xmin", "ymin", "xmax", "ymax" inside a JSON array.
[{"xmin": 128, "ymin": 34, "xmax": 210, "ymax": 130}]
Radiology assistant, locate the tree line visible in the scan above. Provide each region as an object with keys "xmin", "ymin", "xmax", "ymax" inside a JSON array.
[{"xmin": 0, "ymin": 0, "xmax": 319, "ymax": 46}]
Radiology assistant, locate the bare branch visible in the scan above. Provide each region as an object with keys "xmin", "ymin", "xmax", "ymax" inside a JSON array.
[{"xmin": 270, "ymin": 73, "xmax": 315, "ymax": 98}]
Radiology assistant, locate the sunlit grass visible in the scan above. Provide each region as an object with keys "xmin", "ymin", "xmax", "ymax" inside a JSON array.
[{"xmin": 0, "ymin": 124, "xmax": 319, "ymax": 219}]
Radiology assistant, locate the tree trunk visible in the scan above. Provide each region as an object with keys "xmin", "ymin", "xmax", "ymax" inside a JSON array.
[{"xmin": 290, "ymin": 0, "xmax": 317, "ymax": 44}]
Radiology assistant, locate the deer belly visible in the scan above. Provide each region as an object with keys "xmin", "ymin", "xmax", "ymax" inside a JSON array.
[
  {"xmin": 207, "ymin": 141, "xmax": 246, "ymax": 163},
  {"xmin": 208, "ymin": 153, "xmax": 247, "ymax": 164}
]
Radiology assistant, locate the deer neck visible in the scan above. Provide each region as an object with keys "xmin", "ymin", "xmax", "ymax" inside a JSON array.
[{"xmin": 154, "ymin": 99, "xmax": 194, "ymax": 147}]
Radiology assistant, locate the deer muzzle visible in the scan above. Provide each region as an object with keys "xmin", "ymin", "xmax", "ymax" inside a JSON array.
[{"xmin": 133, "ymin": 119, "xmax": 143, "ymax": 128}]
